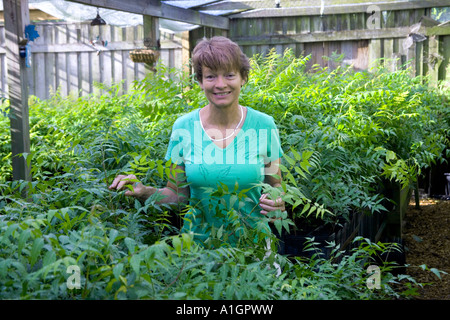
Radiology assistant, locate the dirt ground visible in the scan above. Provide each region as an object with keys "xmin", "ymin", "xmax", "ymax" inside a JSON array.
[{"xmin": 402, "ymin": 198, "xmax": 450, "ymax": 300}]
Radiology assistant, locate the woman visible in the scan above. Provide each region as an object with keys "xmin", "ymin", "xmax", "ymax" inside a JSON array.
[{"xmin": 109, "ymin": 36, "xmax": 285, "ymax": 245}]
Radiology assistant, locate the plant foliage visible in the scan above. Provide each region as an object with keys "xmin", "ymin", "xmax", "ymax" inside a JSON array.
[{"xmin": 0, "ymin": 52, "xmax": 448, "ymax": 300}]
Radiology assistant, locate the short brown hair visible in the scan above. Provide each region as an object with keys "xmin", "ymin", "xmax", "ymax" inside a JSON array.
[{"xmin": 192, "ymin": 36, "xmax": 250, "ymax": 83}]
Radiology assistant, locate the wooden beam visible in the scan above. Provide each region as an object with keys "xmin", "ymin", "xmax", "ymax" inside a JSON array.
[
  {"xmin": 3, "ymin": 0, "xmax": 32, "ymax": 185},
  {"xmin": 67, "ymin": 0, "xmax": 229, "ymax": 29},
  {"xmin": 229, "ymin": 0, "xmax": 450, "ymax": 18},
  {"xmin": 0, "ymin": 39, "xmax": 181, "ymax": 55},
  {"xmin": 233, "ymin": 26, "xmax": 413, "ymax": 46},
  {"xmin": 426, "ymin": 23, "xmax": 450, "ymax": 37}
]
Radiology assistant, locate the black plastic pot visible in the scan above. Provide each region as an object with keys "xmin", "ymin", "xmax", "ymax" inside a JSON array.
[
  {"xmin": 279, "ymin": 232, "xmax": 336, "ymax": 259},
  {"xmin": 445, "ymin": 173, "xmax": 450, "ymax": 196},
  {"xmin": 274, "ymin": 209, "xmax": 375, "ymax": 260},
  {"xmin": 273, "ymin": 220, "xmax": 345, "ymax": 260}
]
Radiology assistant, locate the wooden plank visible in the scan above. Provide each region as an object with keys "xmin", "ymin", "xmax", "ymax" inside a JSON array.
[
  {"xmin": 349, "ymin": 13, "xmax": 359, "ymax": 30},
  {"xmin": 233, "ymin": 26, "xmax": 412, "ymax": 46},
  {"xmin": 310, "ymin": 42, "xmax": 324, "ymax": 69},
  {"xmin": 383, "ymin": 10, "xmax": 396, "ymax": 29},
  {"xmin": 3, "ymin": 0, "xmax": 31, "ymax": 184},
  {"xmin": 311, "ymin": 16, "xmax": 323, "ymax": 33},
  {"xmin": 111, "ymin": 50, "xmax": 121, "ymax": 91},
  {"xmin": 415, "ymin": 41, "xmax": 424, "ymax": 77},
  {"xmin": 368, "ymin": 39, "xmax": 382, "ymax": 71},
  {"xmin": 181, "ymin": 31, "xmax": 190, "ymax": 75},
  {"xmin": 342, "ymin": 13, "xmax": 351, "ymax": 31},
  {"xmin": 327, "ymin": 13, "xmax": 338, "ymax": 32},
  {"xmin": 0, "ymin": 54, "xmax": 7, "ymax": 96},
  {"xmin": 0, "ymin": 26, "xmax": 6, "ymax": 96},
  {"xmin": 68, "ymin": 0, "xmax": 229, "ymax": 29},
  {"xmin": 33, "ymin": 52, "xmax": 46, "ymax": 98},
  {"xmin": 91, "ymin": 51, "xmax": 101, "ymax": 94},
  {"xmin": 174, "ymin": 44, "xmax": 182, "ymax": 72},
  {"xmin": 101, "ymin": 25, "xmax": 112, "ymax": 86},
  {"xmin": 123, "ymin": 39, "xmax": 134, "ymax": 93},
  {"xmin": 426, "ymin": 24, "xmax": 450, "ymax": 37},
  {"xmin": 67, "ymin": 23, "xmax": 78, "ymax": 44},
  {"xmin": 79, "ymin": 51, "xmax": 90, "ymax": 95},
  {"xmin": 383, "ymin": 38, "xmax": 395, "ymax": 71},
  {"xmin": 67, "ymin": 24, "xmax": 79, "ymax": 95},
  {"xmin": 355, "ymin": 40, "xmax": 369, "ymax": 70},
  {"xmin": 301, "ymin": 15, "xmax": 311, "ymax": 34},
  {"xmin": 340, "ymin": 41, "xmax": 354, "ymax": 68},
  {"xmin": 303, "ymin": 43, "xmax": 313, "ymax": 70},
  {"xmin": 45, "ymin": 52, "xmax": 56, "ymax": 99},
  {"xmin": 286, "ymin": 16, "xmax": 296, "ymax": 35},
  {"xmin": 396, "ymin": 9, "xmax": 410, "ymax": 28},
  {"xmin": 55, "ymin": 24, "xmax": 67, "ymax": 96},
  {"xmin": 325, "ymin": 41, "xmax": 341, "ymax": 70},
  {"xmin": 27, "ymin": 41, "xmax": 146, "ymax": 53}
]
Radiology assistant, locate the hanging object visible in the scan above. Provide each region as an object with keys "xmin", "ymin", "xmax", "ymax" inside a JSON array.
[
  {"xmin": 129, "ymin": 49, "xmax": 160, "ymax": 64},
  {"xmin": 90, "ymin": 35, "xmax": 108, "ymax": 47},
  {"xmin": 19, "ymin": 25, "xmax": 40, "ymax": 68},
  {"xmin": 24, "ymin": 25, "xmax": 40, "ymax": 42},
  {"xmin": 91, "ymin": 8, "xmax": 106, "ymax": 26}
]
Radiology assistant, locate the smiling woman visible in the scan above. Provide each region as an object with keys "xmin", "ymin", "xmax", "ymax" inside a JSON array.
[{"xmin": 109, "ymin": 36, "xmax": 285, "ymax": 246}]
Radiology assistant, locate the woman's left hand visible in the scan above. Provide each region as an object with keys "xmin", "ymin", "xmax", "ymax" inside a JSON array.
[{"xmin": 259, "ymin": 193, "xmax": 285, "ymax": 222}]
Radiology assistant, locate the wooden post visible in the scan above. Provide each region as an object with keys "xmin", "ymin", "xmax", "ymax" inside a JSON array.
[
  {"xmin": 428, "ymin": 35, "xmax": 442, "ymax": 87},
  {"xmin": 443, "ymin": 35, "xmax": 450, "ymax": 85},
  {"xmin": 368, "ymin": 39, "xmax": 382, "ymax": 71},
  {"xmin": 3, "ymin": 0, "xmax": 32, "ymax": 186},
  {"xmin": 181, "ymin": 31, "xmax": 191, "ymax": 75},
  {"xmin": 143, "ymin": 15, "xmax": 160, "ymax": 72}
]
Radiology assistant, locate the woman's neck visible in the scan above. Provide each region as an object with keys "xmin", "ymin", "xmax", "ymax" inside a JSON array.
[{"xmin": 201, "ymin": 104, "xmax": 243, "ymax": 129}]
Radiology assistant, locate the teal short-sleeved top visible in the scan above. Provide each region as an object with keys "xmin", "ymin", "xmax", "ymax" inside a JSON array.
[{"xmin": 164, "ymin": 106, "xmax": 283, "ymax": 245}]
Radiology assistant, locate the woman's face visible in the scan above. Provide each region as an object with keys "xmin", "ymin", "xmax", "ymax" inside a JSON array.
[{"xmin": 200, "ymin": 66, "xmax": 245, "ymax": 110}]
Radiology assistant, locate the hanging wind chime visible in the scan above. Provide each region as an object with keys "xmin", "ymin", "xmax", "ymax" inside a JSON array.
[{"xmin": 89, "ymin": 8, "xmax": 108, "ymax": 55}]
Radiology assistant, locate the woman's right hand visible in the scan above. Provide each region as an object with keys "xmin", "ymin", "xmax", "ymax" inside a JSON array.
[{"xmin": 108, "ymin": 174, "xmax": 148, "ymax": 199}]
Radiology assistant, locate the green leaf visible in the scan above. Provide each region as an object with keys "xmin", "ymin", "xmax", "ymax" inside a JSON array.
[
  {"xmin": 430, "ymin": 268, "xmax": 446, "ymax": 280},
  {"xmin": 283, "ymin": 153, "xmax": 295, "ymax": 166},
  {"xmin": 172, "ymin": 236, "xmax": 182, "ymax": 256},
  {"xmin": 181, "ymin": 233, "xmax": 192, "ymax": 251},
  {"xmin": 124, "ymin": 237, "xmax": 136, "ymax": 254},
  {"xmin": 214, "ymin": 283, "xmax": 224, "ymax": 299},
  {"xmin": 18, "ymin": 229, "xmax": 31, "ymax": 255},
  {"xmin": 130, "ymin": 254, "xmax": 141, "ymax": 277},
  {"xmin": 386, "ymin": 150, "xmax": 397, "ymax": 162},
  {"xmin": 274, "ymin": 218, "xmax": 282, "ymax": 236},
  {"xmin": 30, "ymin": 238, "xmax": 44, "ymax": 266},
  {"xmin": 291, "ymin": 148, "xmax": 302, "ymax": 161},
  {"xmin": 113, "ymin": 263, "xmax": 124, "ymax": 280},
  {"xmin": 173, "ymin": 292, "xmax": 187, "ymax": 299},
  {"xmin": 108, "ymin": 229, "xmax": 119, "ymax": 247}
]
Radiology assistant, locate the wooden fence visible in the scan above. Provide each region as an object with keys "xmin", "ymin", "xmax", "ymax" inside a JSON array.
[
  {"xmin": 0, "ymin": 21, "xmax": 183, "ymax": 100},
  {"xmin": 1, "ymin": 4, "xmax": 448, "ymax": 101},
  {"xmin": 191, "ymin": 4, "xmax": 449, "ymax": 86}
]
